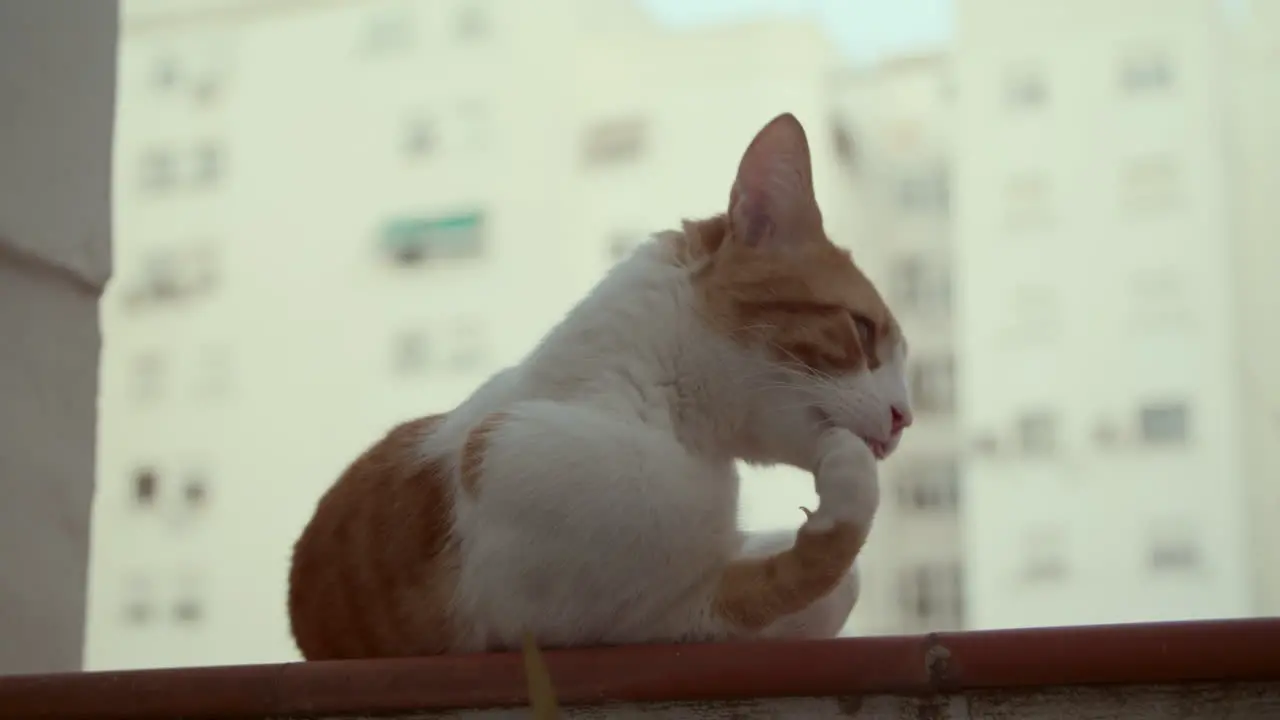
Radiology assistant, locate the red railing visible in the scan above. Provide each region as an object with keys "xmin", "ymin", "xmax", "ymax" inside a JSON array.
[{"xmin": 1, "ymin": 618, "xmax": 1278, "ymax": 719}]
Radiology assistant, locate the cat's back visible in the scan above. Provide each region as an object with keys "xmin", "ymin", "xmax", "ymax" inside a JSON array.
[
  {"xmin": 287, "ymin": 413, "xmax": 458, "ymax": 660},
  {"xmin": 287, "ymin": 367, "xmax": 527, "ymax": 659}
]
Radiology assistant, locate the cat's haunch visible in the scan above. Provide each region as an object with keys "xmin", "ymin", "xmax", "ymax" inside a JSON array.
[{"xmin": 287, "ymin": 112, "xmax": 913, "ymax": 660}]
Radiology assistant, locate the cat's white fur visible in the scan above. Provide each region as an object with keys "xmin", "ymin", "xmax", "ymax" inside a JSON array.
[
  {"xmin": 414, "ymin": 235, "xmax": 910, "ymax": 651},
  {"xmin": 414, "ymin": 115, "xmax": 911, "ymax": 651}
]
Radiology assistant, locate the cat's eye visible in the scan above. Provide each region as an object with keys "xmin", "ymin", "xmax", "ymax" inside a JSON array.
[{"xmin": 850, "ymin": 313, "xmax": 876, "ymax": 347}]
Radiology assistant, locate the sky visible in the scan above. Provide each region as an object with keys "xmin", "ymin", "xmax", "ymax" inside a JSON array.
[{"xmin": 639, "ymin": 0, "xmax": 953, "ymax": 65}]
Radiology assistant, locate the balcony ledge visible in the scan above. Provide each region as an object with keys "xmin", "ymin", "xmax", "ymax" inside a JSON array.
[{"xmin": 2, "ymin": 618, "xmax": 1279, "ymax": 719}]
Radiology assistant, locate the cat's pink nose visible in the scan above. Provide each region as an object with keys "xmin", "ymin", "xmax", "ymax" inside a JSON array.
[{"xmin": 890, "ymin": 406, "xmax": 912, "ymax": 435}]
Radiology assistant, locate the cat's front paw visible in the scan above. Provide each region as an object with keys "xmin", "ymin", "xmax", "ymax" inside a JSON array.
[{"xmin": 802, "ymin": 428, "xmax": 879, "ymax": 534}]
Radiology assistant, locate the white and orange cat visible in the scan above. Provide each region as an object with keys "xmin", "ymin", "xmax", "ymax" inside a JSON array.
[{"xmin": 288, "ymin": 113, "xmax": 913, "ymax": 660}]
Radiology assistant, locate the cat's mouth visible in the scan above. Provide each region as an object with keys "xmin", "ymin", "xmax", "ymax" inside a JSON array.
[
  {"xmin": 813, "ymin": 408, "xmax": 889, "ymax": 461},
  {"xmin": 862, "ymin": 438, "xmax": 888, "ymax": 460}
]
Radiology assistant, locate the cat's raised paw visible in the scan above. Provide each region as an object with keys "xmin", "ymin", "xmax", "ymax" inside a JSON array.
[{"xmin": 804, "ymin": 429, "xmax": 880, "ymax": 533}]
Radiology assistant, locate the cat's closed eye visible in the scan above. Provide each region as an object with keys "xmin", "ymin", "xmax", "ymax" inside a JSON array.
[{"xmin": 850, "ymin": 313, "xmax": 876, "ymax": 348}]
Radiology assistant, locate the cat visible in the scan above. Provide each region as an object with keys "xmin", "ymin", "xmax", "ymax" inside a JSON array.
[{"xmin": 287, "ymin": 112, "xmax": 913, "ymax": 660}]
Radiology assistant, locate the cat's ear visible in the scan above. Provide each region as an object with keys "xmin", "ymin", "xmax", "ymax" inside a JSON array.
[{"xmin": 728, "ymin": 113, "xmax": 822, "ymax": 249}]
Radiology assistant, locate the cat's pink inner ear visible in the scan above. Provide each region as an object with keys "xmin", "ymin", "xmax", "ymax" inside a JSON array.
[{"xmin": 728, "ymin": 113, "xmax": 821, "ymax": 249}]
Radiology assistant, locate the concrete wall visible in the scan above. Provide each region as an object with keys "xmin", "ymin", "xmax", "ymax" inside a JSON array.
[{"xmin": 0, "ymin": 2, "xmax": 117, "ymax": 674}]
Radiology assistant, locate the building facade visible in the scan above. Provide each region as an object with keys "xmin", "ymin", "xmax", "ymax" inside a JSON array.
[
  {"xmin": 828, "ymin": 53, "xmax": 964, "ymax": 635},
  {"xmin": 0, "ymin": 1, "xmax": 117, "ymax": 674},
  {"xmin": 953, "ymin": 0, "xmax": 1256, "ymax": 629}
]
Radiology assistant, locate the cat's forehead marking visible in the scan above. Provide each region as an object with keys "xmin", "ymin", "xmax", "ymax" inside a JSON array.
[{"xmin": 679, "ymin": 215, "xmax": 903, "ymax": 374}]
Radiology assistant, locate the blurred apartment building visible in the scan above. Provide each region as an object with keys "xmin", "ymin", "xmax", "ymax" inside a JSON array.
[
  {"xmin": 88, "ymin": 0, "xmax": 864, "ymax": 670},
  {"xmin": 828, "ymin": 53, "xmax": 964, "ymax": 635},
  {"xmin": 954, "ymin": 0, "xmax": 1280, "ymax": 629}
]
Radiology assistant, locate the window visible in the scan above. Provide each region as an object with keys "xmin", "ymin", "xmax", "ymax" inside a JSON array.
[
  {"xmin": 897, "ymin": 167, "xmax": 949, "ymax": 215},
  {"xmin": 1020, "ymin": 528, "xmax": 1068, "ymax": 582},
  {"xmin": 123, "ymin": 575, "xmax": 151, "ymax": 625},
  {"xmin": 192, "ymin": 74, "xmax": 221, "ymax": 105},
  {"xmin": 153, "ymin": 57, "xmax": 178, "ymax": 91},
  {"xmin": 898, "ymin": 562, "xmax": 964, "ymax": 629},
  {"xmin": 363, "ymin": 6, "xmax": 415, "ymax": 55},
  {"xmin": 582, "ymin": 117, "xmax": 646, "ymax": 167},
  {"xmin": 1127, "ymin": 269, "xmax": 1189, "ymax": 328},
  {"xmin": 381, "ymin": 210, "xmax": 486, "ymax": 266},
  {"xmin": 1121, "ymin": 50, "xmax": 1173, "ymax": 94},
  {"xmin": 133, "ymin": 467, "xmax": 159, "ymax": 505},
  {"xmin": 895, "ymin": 459, "xmax": 960, "ymax": 511},
  {"xmin": 1004, "ymin": 286, "xmax": 1060, "ymax": 341},
  {"xmin": 174, "ymin": 574, "xmax": 204, "ymax": 623},
  {"xmin": 891, "ymin": 257, "xmax": 951, "ymax": 315},
  {"xmin": 1005, "ymin": 173, "xmax": 1051, "ymax": 228},
  {"xmin": 194, "ymin": 345, "xmax": 231, "ymax": 398},
  {"xmin": 831, "ymin": 121, "xmax": 856, "ymax": 166},
  {"xmin": 141, "ymin": 149, "xmax": 176, "ymax": 191},
  {"xmin": 1017, "ymin": 410, "xmax": 1057, "ymax": 455},
  {"xmin": 908, "ymin": 356, "xmax": 954, "ymax": 415},
  {"xmin": 1148, "ymin": 521, "xmax": 1200, "ymax": 572},
  {"xmin": 449, "ymin": 321, "xmax": 486, "ymax": 371},
  {"xmin": 457, "ymin": 100, "xmax": 488, "ymax": 150},
  {"xmin": 131, "ymin": 352, "xmax": 163, "ymax": 403},
  {"xmin": 174, "ymin": 599, "xmax": 203, "ymax": 623},
  {"xmin": 1121, "ymin": 154, "xmax": 1179, "ymax": 212},
  {"xmin": 393, "ymin": 330, "xmax": 431, "ymax": 374},
  {"xmin": 456, "ymin": 2, "xmax": 489, "ymax": 39},
  {"xmin": 1139, "ymin": 400, "xmax": 1190, "ymax": 445},
  {"xmin": 193, "ymin": 142, "xmax": 223, "ymax": 186},
  {"xmin": 403, "ymin": 116, "xmax": 436, "ymax": 157},
  {"xmin": 128, "ymin": 245, "xmax": 218, "ymax": 308},
  {"xmin": 183, "ymin": 472, "xmax": 209, "ymax": 508},
  {"xmin": 1006, "ymin": 67, "xmax": 1047, "ymax": 108}
]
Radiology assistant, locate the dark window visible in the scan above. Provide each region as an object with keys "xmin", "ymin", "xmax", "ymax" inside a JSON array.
[
  {"xmin": 897, "ymin": 167, "xmax": 949, "ymax": 214},
  {"xmin": 457, "ymin": 3, "xmax": 489, "ymax": 39},
  {"xmin": 896, "ymin": 459, "xmax": 960, "ymax": 511},
  {"xmin": 908, "ymin": 356, "xmax": 955, "ymax": 415},
  {"xmin": 582, "ymin": 118, "xmax": 646, "ymax": 166},
  {"xmin": 404, "ymin": 117, "xmax": 436, "ymax": 157},
  {"xmin": 892, "ymin": 257, "xmax": 951, "ymax": 315},
  {"xmin": 153, "ymin": 58, "xmax": 178, "ymax": 91},
  {"xmin": 134, "ymin": 467, "xmax": 159, "ymax": 505},
  {"xmin": 393, "ymin": 330, "xmax": 431, "ymax": 374},
  {"xmin": 831, "ymin": 121, "xmax": 856, "ymax": 166},
  {"xmin": 899, "ymin": 562, "xmax": 964, "ymax": 629},
  {"xmin": 184, "ymin": 475, "xmax": 208, "ymax": 507},
  {"xmin": 1150, "ymin": 537, "xmax": 1198, "ymax": 571},
  {"xmin": 1017, "ymin": 411, "xmax": 1057, "ymax": 455},
  {"xmin": 1121, "ymin": 51, "xmax": 1173, "ymax": 94},
  {"xmin": 124, "ymin": 601, "xmax": 151, "ymax": 624},
  {"xmin": 1139, "ymin": 400, "xmax": 1189, "ymax": 445},
  {"xmin": 141, "ymin": 149, "xmax": 176, "ymax": 191},
  {"xmin": 194, "ymin": 142, "xmax": 223, "ymax": 186},
  {"xmin": 174, "ymin": 599, "xmax": 203, "ymax": 623},
  {"xmin": 1006, "ymin": 68, "xmax": 1047, "ymax": 108}
]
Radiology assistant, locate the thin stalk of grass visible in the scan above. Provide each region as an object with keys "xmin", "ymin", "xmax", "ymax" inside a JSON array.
[{"xmin": 521, "ymin": 632, "xmax": 562, "ymax": 719}]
